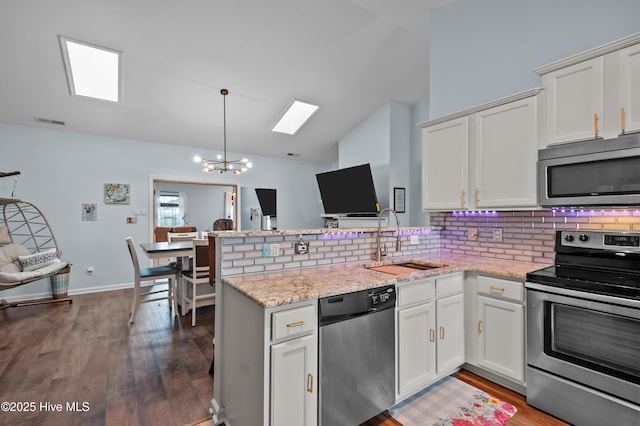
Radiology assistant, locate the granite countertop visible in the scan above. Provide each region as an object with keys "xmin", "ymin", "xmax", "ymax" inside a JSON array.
[{"xmin": 221, "ymin": 253, "xmax": 551, "ymax": 308}]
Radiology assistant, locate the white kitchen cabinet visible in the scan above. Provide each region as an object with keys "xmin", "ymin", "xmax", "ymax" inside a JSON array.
[
  {"xmin": 536, "ymin": 33, "xmax": 640, "ymax": 146},
  {"xmin": 421, "ymin": 117, "xmax": 469, "ymax": 210},
  {"xmin": 397, "ymin": 301, "xmax": 436, "ymax": 396},
  {"xmin": 217, "ymin": 282, "xmax": 317, "ymax": 426},
  {"xmin": 436, "ymin": 293, "xmax": 465, "ymax": 373},
  {"xmin": 474, "ymin": 276, "xmax": 524, "ymax": 383},
  {"xmin": 396, "ymin": 273, "xmax": 464, "ymax": 402},
  {"xmin": 618, "ymin": 43, "xmax": 640, "ymax": 135},
  {"xmin": 541, "ymin": 57, "xmax": 604, "ymax": 145},
  {"xmin": 421, "ymin": 89, "xmax": 540, "ymax": 211},
  {"xmin": 474, "ymin": 96, "xmax": 538, "ymax": 208},
  {"xmin": 271, "ymin": 333, "xmax": 317, "ymax": 426}
]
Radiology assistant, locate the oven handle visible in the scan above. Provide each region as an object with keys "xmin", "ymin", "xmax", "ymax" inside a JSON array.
[{"xmin": 525, "ymin": 281, "xmax": 640, "ymax": 309}]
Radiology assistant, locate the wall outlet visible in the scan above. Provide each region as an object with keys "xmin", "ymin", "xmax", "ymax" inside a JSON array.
[
  {"xmin": 493, "ymin": 228, "xmax": 503, "ymax": 242},
  {"xmin": 87, "ymin": 266, "xmax": 94, "ymax": 275},
  {"xmin": 467, "ymin": 227, "xmax": 478, "ymax": 241},
  {"xmin": 295, "ymin": 241, "xmax": 309, "ymax": 254},
  {"xmin": 262, "ymin": 243, "xmax": 280, "ymax": 257},
  {"xmin": 410, "ymin": 235, "xmax": 419, "ymax": 245}
]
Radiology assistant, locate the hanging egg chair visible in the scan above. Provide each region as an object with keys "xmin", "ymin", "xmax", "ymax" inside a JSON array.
[{"xmin": 0, "ymin": 171, "xmax": 71, "ymax": 309}]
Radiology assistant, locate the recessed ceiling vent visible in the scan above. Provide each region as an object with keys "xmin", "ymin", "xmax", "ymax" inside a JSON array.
[{"xmin": 34, "ymin": 117, "xmax": 65, "ymax": 126}]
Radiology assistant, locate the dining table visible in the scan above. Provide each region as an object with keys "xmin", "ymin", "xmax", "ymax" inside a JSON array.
[{"xmin": 139, "ymin": 241, "xmax": 194, "ymax": 261}]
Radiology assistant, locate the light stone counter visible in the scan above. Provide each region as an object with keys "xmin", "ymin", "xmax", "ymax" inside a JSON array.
[
  {"xmin": 208, "ymin": 226, "xmax": 439, "ymax": 238},
  {"xmin": 221, "ymin": 253, "xmax": 550, "ymax": 307}
]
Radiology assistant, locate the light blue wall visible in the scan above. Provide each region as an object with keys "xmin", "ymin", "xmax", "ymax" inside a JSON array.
[
  {"xmin": 338, "ymin": 101, "xmax": 414, "ymax": 220},
  {"xmin": 0, "ymin": 123, "xmax": 325, "ymax": 299},
  {"xmin": 429, "ymin": 0, "xmax": 640, "ymax": 118},
  {"xmin": 339, "ymin": 103, "xmax": 392, "ymax": 211}
]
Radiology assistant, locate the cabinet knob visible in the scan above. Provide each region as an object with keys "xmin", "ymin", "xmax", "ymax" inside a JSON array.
[{"xmin": 477, "ymin": 320, "xmax": 482, "ymax": 333}]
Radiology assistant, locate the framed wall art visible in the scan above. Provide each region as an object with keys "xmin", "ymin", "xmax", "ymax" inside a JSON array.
[
  {"xmin": 393, "ymin": 187, "xmax": 405, "ymax": 213},
  {"xmin": 104, "ymin": 183, "xmax": 130, "ymax": 204}
]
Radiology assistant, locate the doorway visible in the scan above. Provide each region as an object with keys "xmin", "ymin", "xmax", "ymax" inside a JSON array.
[{"xmin": 149, "ymin": 177, "xmax": 239, "ymax": 242}]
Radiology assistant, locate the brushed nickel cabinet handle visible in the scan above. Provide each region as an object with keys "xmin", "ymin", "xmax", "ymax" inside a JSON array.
[
  {"xmin": 477, "ymin": 320, "xmax": 482, "ymax": 333},
  {"xmin": 429, "ymin": 328, "xmax": 435, "ymax": 342},
  {"xmin": 287, "ymin": 321, "xmax": 305, "ymax": 328},
  {"xmin": 490, "ymin": 285, "xmax": 505, "ymax": 292},
  {"xmin": 440, "ymin": 326, "xmax": 445, "ymax": 340},
  {"xmin": 475, "ymin": 187, "xmax": 479, "ymax": 205},
  {"xmin": 622, "ymin": 107, "xmax": 626, "ymax": 134},
  {"xmin": 594, "ymin": 113, "xmax": 599, "ymax": 137},
  {"xmin": 461, "ymin": 190, "xmax": 466, "ymax": 207}
]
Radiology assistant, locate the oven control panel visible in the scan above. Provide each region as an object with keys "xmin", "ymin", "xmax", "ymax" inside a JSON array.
[{"xmin": 560, "ymin": 230, "xmax": 640, "ymax": 251}]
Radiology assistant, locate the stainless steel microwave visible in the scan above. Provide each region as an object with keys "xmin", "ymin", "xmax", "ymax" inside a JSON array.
[{"xmin": 538, "ymin": 133, "xmax": 640, "ymax": 207}]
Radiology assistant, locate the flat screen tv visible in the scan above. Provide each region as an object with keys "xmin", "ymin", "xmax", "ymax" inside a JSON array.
[
  {"xmin": 316, "ymin": 163, "xmax": 380, "ymax": 216},
  {"xmin": 255, "ymin": 188, "xmax": 277, "ymax": 217}
]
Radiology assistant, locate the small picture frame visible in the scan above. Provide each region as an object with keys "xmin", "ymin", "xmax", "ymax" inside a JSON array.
[
  {"xmin": 394, "ymin": 187, "xmax": 405, "ymax": 213},
  {"xmin": 82, "ymin": 203, "xmax": 97, "ymax": 221},
  {"xmin": 104, "ymin": 183, "xmax": 130, "ymax": 204}
]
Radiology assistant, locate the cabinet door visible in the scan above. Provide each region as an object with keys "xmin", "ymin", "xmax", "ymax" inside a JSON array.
[
  {"xmin": 476, "ymin": 295, "xmax": 524, "ymax": 382},
  {"xmin": 474, "ymin": 96, "xmax": 538, "ymax": 208},
  {"xmin": 436, "ymin": 293, "xmax": 465, "ymax": 373},
  {"xmin": 422, "ymin": 117, "xmax": 469, "ymax": 210},
  {"xmin": 544, "ymin": 56, "xmax": 604, "ymax": 145},
  {"xmin": 271, "ymin": 334, "xmax": 317, "ymax": 426},
  {"xmin": 397, "ymin": 302, "xmax": 436, "ymax": 397},
  {"xmin": 619, "ymin": 43, "xmax": 640, "ymax": 135}
]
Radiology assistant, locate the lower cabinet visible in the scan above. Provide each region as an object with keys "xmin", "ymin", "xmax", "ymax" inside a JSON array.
[
  {"xmin": 271, "ymin": 333, "xmax": 317, "ymax": 426},
  {"xmin": 476, "ymin": 296, "xmax": 524, "ymax": 382},
  {"xmin": 396, "ymin": 273, "xmax": 465, "ymax": 402},
  {"xmin": 470, "ymin": 274, "xmax": 525, "ymax": 384}
]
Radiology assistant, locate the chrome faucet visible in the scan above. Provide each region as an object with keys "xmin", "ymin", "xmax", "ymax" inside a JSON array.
[{"xmin": 375, "ymin": 208, "xmax": 401, "ymax": 262}]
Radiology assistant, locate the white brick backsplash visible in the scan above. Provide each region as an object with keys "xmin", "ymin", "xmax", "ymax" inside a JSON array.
[{"xmin": 218, "ymin": 231, "xmax": 440, "ymax": 276}]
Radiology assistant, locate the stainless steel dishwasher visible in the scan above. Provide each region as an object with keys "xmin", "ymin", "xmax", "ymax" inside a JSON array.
[{"xmin": 318, "ymin": 284, "xmax": 396, "ymax": 426}]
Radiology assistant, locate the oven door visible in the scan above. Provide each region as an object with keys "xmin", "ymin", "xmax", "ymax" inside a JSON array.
[{"xmin": 526, "ymin": 285, "xmax": 640, "ymax": 404}]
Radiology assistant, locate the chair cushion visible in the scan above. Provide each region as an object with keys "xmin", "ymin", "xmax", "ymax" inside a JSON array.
[
  {"xmin": 182, "ymin": 269, "xmax": 209, "ymax": 279},
  {"xmin": 140, "ymin": 264, "xmax": 178, "ymax": 278},
  {"xmin": 0, "ymin": 243, "xmax": 29, "ymax": 267},
  {"xmin": 0, "ymin": 226, "xmax": 11, "ymax": 244}
]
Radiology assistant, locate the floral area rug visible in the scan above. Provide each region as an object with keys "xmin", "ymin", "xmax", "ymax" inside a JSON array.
[{"xmin": 388, "ymin": 376, "xmax": 517, "ymax": 426}]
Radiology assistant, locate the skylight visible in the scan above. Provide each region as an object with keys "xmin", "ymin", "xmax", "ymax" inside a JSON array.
[
  {"xmin": 271, "ymin": 99, "xmax": 321, "ymax": 135},
  {"xmin": 59, "ymin": 36, "xmax": 122, "ymax": 103}
]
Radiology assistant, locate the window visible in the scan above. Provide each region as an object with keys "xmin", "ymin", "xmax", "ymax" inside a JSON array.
[{"xmin": 157, "ymin": 192, "xmax": 187, "ymax": 227}]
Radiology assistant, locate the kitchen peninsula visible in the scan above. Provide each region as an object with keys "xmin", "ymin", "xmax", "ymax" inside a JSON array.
[{"xmin": 208, "ymin": 227, "xmax": 549, "ymax": 426}]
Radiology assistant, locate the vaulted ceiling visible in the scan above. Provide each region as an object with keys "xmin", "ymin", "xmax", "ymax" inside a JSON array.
[{"xmin": 0, "ymin": 0, "xmax": 451, "ymax": 163}]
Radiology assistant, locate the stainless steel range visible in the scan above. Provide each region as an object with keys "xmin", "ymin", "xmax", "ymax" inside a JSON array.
[{"xmin": 526, "ymin": 230, "xmax": 640, "ymax": 426}]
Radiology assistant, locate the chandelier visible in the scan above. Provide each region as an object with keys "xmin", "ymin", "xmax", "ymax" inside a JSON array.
[{"xmin": 193, "ymin": 88, "xmax": 252, "ymax": 174}]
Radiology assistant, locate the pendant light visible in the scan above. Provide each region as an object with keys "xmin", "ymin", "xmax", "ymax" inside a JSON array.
[{"xmin": 193, "ymin": 89, "xmax": 252, "ymax": 174}]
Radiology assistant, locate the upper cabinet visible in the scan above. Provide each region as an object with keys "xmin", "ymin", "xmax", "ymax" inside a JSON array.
[
  {"xmin": 536, "ymin": 33, "xmax": 640, "ymax": 147},
  {"xmin": 421, "ymin": 89, "xmax": 540, "ymax": 211}
]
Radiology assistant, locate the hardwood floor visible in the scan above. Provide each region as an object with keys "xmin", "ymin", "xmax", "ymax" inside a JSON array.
[
  {"xmin": 1, "ymin": 287, "xmax": 568, "ymax": 426},
  {"xmin": 0, "ymin": 287, "xmax": 214, "ymax": 426}
]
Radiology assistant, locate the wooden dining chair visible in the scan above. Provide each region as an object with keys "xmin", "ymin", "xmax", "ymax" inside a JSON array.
[
  {"xmin": 125, "ymin": 236, "xmax": 178, "ymax": 325},
  {"xmin": 181, "ymin": 239, "xmax": 216, "ymax": 326}
]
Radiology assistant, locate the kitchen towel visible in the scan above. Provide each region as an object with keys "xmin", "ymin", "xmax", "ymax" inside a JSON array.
[{"xmin": 388, "ymin": 375, "xmax": 517, "ymax": 426}]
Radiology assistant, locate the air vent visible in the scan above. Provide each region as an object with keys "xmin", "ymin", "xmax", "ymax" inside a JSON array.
[{"xmin": 34, "ymin": 117, "xmax": 65, "ymax": 126}]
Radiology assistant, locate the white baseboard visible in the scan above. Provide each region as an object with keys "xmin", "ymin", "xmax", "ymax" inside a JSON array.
[{"xmin": 0, "ymin": 282, "xmax": 134, "ymax": 303}]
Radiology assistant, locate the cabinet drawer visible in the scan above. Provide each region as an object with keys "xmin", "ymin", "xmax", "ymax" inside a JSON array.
[
  {"xmin": 477, "ymin": 276, "xmax": 523, "ymax": 302},
  {"xmin": 397, "ymin": 280, "xmax": 434, "ymax": 308},
  {"xmin": 435, "ymin": 273, "xmax": 463, "ymax": 298},
  {"xmin": 272, "ymin": 304, "xmax": 316, "ymax": 341}
]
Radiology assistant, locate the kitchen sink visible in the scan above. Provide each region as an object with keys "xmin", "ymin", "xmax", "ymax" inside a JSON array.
[{"xmin": 367, "ymin": 262, "xmax": 446, "ymax": 275}]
